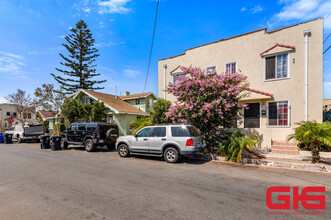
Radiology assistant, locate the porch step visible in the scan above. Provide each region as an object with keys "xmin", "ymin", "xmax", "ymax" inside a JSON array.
[
  {"xmin": 270, "ymin": 149, "xmax": 299, "ymax": 155},
  {"xmin": 271, "ymin": 146, "xmax": 299, "ymax": 151},
  {"xmin": 271, "ymin": 141, "xmax": 299, "ymax": 155},
  {"xmin": 271, "ymin": 141, "xmax": 297, "ymax": 147}
]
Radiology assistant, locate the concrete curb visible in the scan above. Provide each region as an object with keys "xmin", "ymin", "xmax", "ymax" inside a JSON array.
[
  {"xmin": 192, "ymin": 154, "xmax": 331, "ymax": 173},
  {"xmin": 210, "ymin": 159, "xmax": 331, "ymax": 173}
]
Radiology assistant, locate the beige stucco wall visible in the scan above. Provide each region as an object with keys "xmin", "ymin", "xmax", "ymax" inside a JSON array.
[{"xmin": 158, "ymin": 19, "xmax": 323, "ymax": 150}]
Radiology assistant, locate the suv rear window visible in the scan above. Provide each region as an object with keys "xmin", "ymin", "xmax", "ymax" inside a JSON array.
[
  {"xmin": 187, "ymin": 126, "xmax": 200, "ymax": 137},
  {"xmin": 171, "ymin": 126, "xmax": 200, "ymax": 137}
]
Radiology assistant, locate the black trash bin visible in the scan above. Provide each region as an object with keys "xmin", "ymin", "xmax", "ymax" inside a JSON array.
[
  {"xmin": 50, "ymin": 136, "xmax": 62, "ymax": 151},
  {"xmin": 40, "ymin": 135, "xmax": 50, "ymax": 149},
  {"xmin": 3, "ymin": 133, "xmax": 13, "ymax": 144}
]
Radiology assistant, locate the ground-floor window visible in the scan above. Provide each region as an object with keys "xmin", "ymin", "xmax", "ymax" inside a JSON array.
[
  {"xmin": 244, "ymin": 102, "xmax": 260, "ymax": 128},
  {"xmin": 268, "ymin": 101, "xmax": 289, "ymax": 126}
]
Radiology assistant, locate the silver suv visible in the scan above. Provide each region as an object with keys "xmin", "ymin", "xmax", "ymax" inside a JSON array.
[{"xmin": 115, "ymin": 124, "xmax": 204, "ymax": 163}]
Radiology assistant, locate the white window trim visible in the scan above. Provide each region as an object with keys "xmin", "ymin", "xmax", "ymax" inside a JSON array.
[
  {"xmin": 266, "ymin": 100, "xmax": 291, "ymax": 127},
  {"xmin": 206, "ymin": 66, "xmax": 217, "ymax": 74},
  {"xmin": 264, "ymin": 52, "xmax": 290, "ymax": 81},
  {"xmin": 225, "ymin": 62, "xmax": 237, "ymax": 74},
  {"xmin": 243, "ymin": 102, "xmax": 261, "ymax": 129}
]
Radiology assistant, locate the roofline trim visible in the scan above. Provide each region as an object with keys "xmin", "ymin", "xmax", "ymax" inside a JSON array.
[
  {"xmin": 120, "ymin": 92, "xmax": 157, "ymax": 100},
  {"xmin": 74, "ymin": 89, "xmax": 120, "ymax": 114},
  {"xmin": 158, "ymin": 17, "xmax": 323, "ymax": 62}
]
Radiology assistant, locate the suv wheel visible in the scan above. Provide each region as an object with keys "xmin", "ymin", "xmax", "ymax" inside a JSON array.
[
  {"xmin": 84, "ymin": 139, "xmax": 95, "ymax": 152},
  {"xmin": 61, "ymin": 138, "xmax": 68, "ymax": 150},
  {"xmin": 164, "ymin": 147, "xmax": 179, "ymax": 163},
  {"xmin": 118, "ymin": 144, "xmax": 130, "ymax": 157}
]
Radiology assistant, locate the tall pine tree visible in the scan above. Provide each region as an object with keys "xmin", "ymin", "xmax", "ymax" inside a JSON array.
[{"xmin": 51, "ymin": 20, "xmax": 106, "ymax": 94}]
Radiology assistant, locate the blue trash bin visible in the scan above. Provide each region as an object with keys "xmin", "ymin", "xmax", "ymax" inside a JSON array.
[{"xmin": 0, "ymin": 133, "xmax": 4, "ymax": 143}]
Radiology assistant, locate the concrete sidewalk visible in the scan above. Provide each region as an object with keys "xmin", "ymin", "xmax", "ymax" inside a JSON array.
[{"xmin": 193, "ymin": 152, "xmax": 331, "ymax": 173}]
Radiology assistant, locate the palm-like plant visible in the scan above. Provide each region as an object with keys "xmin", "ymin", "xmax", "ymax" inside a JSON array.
[
  {"xmin": 220, "ymin": 131, "xmax": 261, "ymax": 163},
  {"xmin": 288, "ymin": 121, "xmax": 331, "ymax": 163}
]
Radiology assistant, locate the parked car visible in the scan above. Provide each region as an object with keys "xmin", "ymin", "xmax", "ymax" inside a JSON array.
[
  {"xmin": 61, "ymin": 122, "xmax": 119, "ymax": 152},
  {"xmin": 116, "ymin": 124, "xmax": 204, "ymax": 163},
  {"xmin": 7, "ymin": 124, "xmax": 44, "ymax": 143}
]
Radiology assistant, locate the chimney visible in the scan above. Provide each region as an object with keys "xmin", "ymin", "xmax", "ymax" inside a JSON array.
[{"xmin": 124, "ymin": 91, "xmax": 130, "ymax": 96}]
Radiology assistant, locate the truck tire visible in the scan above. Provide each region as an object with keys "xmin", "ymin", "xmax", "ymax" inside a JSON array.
[
  {"xmin": 84, "ymin": 139, "xmax": 95, "ymax": 152},
  {"xmin": 61, "ymin": 138, "xmax": 68, "ymax": 150},
  {"xmin": 106, "ymin": 142, "xmax": 115, "ymax": 150},
  {"xmin": 164, "ymin": 147, "xmax": 179, "ymax": 163},
  {"xmin": 118, "ymin": 144, "xmax": 130, "ymax": 157},
  {"xmin": 18, "ymin": 137, "xmax": 24, "ymax": 143},
  {"xmin": 106, "ymin": 128, "xmax": 119, "ymax": 143}
]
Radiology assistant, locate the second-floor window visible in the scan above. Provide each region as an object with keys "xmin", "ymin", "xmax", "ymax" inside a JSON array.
[
  {"xmin": 225, "ymin": 62, "xmax": 236, "ymax": 74},
  {"xmin": 28, "ymin": 113, "xmax": 31, "ymax": 119},
  {"xmin": 265, "ymin": 53, "xmax": 288, "ymax": 80},
  {"xmin": 13, "ymin": 112, "xmax": 17, "ymax": 117},
  {"xmin": 173, "ymin": 73, "xmax": 186, "ymax": 85},
  {"xmin": 6, "ymin": 112, "xmax": 10, "ymax": 116},
  {"xmin": 206, "ymin": 66, "xmax": 216, "ymax": 74},
  {"xmin": 135, "ymin": 99, "xmax": 140, "ymax": 105}
]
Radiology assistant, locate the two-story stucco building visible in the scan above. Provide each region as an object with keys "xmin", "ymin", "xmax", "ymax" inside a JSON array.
[
  {"xmin": 0, "ymin": 103, "xmax": 37, "ymax": 132},
  {"xmin": 158, "ymin": 18, "xmax": 323, "ymax": 154}
]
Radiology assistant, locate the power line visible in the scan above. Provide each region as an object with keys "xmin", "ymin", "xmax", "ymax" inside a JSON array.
[
  {"xmin": 143, "ymin": 0, "xmax": 160, "ymax": 93},
  {"xmin": 324, "ymin": 32, "xmax": 331, "ymax": 43},
  {"xmin": 324, "ymin": 44, "xmax": 331, "ymax": 54},
  {"xmin": 325, "ymin": 10, "xmax": 331, "ymax": 21}
]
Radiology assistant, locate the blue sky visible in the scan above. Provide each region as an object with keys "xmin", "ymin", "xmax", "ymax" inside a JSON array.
[{"xmin": 0, "ymin": 0, "xmax": 331, "ymax": 103}]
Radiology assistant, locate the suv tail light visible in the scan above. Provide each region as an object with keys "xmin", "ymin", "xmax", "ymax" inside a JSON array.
[
  {"xmin": 97, "ymin": 132, "xmax": 100, "ymax": 137},
  {"xmin": 186, "ymin": 139, "xmax": 193, "ymax": 146},
  {"xmin": 22, "ymin": 132, "xmax": 25, "ymax": 137}
]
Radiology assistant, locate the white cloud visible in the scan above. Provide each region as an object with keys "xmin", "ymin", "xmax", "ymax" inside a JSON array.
[
  {"xmin": 99, "ymin": 21, "xmax": 105, "ymax": 28},
  {"xmin": 94, "ymin": 42, "xmax": 115, "ymax": 47},
  {"xmin": 268, "ymin": 0, "xmax": 331, "ymax": 29},
  {"xmin": 0, "ymin": 51, "xmax": 28, "ymax": 79},
  {"xmin": 98, "ymin": 0, "xmax": 132, "ymax": 14},
  {"xmin": 83, "ymin": 7, "xmax": 91, "ymax": 13},
  {"xmin": 251, "ymin": 5, "xmax": 263, "ymax": 13},
  {"xmin": 73, "ymin": 0, "xmax": 92, "ymax": 14},
  {"xmin": 241, "ymin": 7, "xmax": 247, "ymax": 12},
  {"xmin": 57, "ymin": 35, "xmax": 66, "ymax": 38},
  {"xmin": 123, "ymin": 69, "xmax": 141, "ymax": 77}
]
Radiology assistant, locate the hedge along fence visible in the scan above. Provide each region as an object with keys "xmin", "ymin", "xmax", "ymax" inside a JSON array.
[{"xmin": 53, "ymin": 123, "xmax": 66, "ymax": 136}]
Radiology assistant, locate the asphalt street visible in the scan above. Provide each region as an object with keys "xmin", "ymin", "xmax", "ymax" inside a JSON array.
[{"xmin": 0, "ymin": 143, "xmax": 330, "ymax": 220}]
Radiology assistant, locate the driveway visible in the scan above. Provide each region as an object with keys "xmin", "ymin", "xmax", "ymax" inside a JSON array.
[{"xmin": 0, "ymin": 143, "xmax": 330, "ymax": 220}]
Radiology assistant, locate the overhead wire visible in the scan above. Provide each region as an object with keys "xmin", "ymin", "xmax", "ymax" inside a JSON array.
[{"xmin": 143, "ymin": 0, "xmax": 160, "ymax": 93}]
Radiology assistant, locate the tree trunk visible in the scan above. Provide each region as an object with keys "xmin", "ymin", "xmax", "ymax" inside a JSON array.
[
  {"xmin": 310, "ymin": 142, "xmax": 320, "ymax": 164},
  {"xmin": 244, "ymin": 146, "xmax": 266, "ymax": 159}
]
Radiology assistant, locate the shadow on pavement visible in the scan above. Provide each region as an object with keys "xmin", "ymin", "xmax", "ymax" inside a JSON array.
[{"xmin": 131, "ymin": 155, "xmax": 210, "ymax": 165}]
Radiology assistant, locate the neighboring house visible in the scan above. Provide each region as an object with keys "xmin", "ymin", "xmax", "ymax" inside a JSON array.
[
  {"xmin": 323, "ymin": 99, "xmax": 331, "ymax": 122},
  {"xmin": 69, "ymin": 89, "xmax": 156, "ymax": 136},
  {"xmin": 158, "ymin": 18, "xmax": 323, "ymax": 154},
  {"xmin": 119, "ymin": 91, "xmax": 157, "ymax": 112},
  {"xmin": 36, "ymin": 110, "xmax": 64, "ymax": 134},
  {"xmin": 0, "ymin": 103, "xmax": 37, "ymax": 132}
]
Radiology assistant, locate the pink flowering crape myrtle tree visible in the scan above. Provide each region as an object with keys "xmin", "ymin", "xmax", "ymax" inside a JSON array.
[{"xmin": 166, "ymin": 66, "xmax": 248, "ymax": 153}]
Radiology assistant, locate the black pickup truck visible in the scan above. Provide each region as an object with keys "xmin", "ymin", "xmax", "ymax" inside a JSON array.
[{"xmin": 61, "ymin": 122, "xmax": 119, "ymax": 152}]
